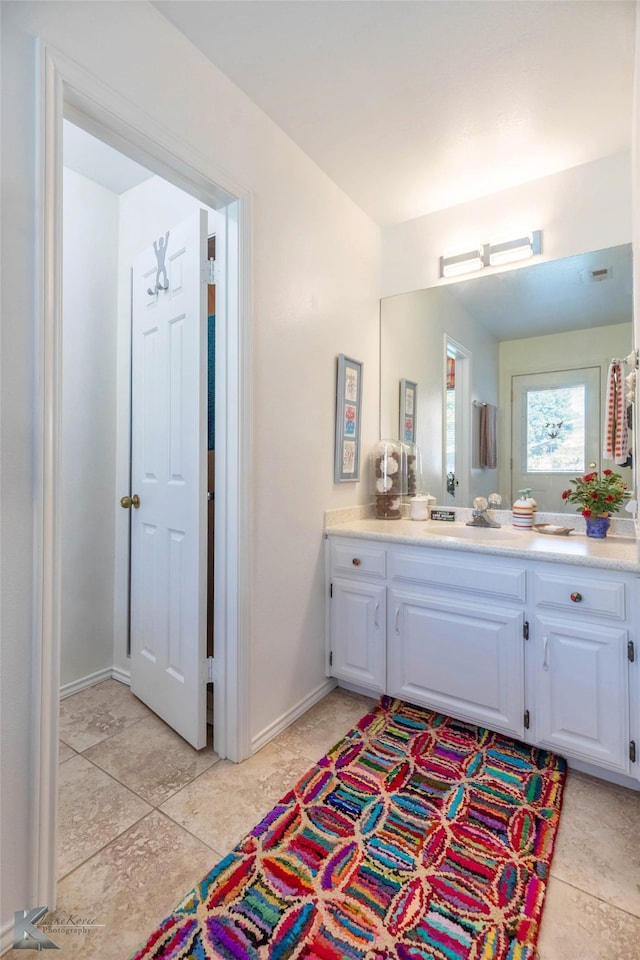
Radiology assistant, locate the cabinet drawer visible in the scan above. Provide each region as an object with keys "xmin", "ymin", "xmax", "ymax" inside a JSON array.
[
  {"xmin": 330, "ymin": 540, "xmax": 386, "ymax": 579},
  {"xmin": 388, "ymin": 548, "xmax": 526, "ymax": 602},
  {"xmin": 533, "ymin": 571, "xmax": 626, "ymax": 620}
]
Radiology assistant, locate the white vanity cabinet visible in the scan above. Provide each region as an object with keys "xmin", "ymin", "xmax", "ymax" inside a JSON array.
[
  {"xmin": 385, "ymin": 547, "xmax": 527, "ymax": 740},
  {"xmin": 330, "ymin": 579, "xmax": 386, "ymax": 692},
  {"xmin": 387, "ymin": 590, "xmax": 524, "ymax": 738},
  {"xmin": 529, "ymin": 565, "xmax": 635, "ymax": 774},
  {"xmin": 326, "ymin": 533, "xmax": 639, "ymax": 784},
  {"xmin": 328, "ymin": 540, "xmax": 387, "ymax": 693}
]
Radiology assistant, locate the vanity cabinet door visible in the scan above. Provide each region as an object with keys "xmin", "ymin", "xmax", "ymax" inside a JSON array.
[
  {"xmin": 387, "ymin": 589, "xmax": 525, "ymax": 739},
  {"xmin": 532, "ymin": 615, "xmax": 629, "ymax": 773},
  {"xmin": 329, "ymin": 578, "xmax": 386, "ymax": 693}
]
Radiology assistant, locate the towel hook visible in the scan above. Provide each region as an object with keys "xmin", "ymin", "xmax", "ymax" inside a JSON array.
[{"xmin": 146, "ymin": 231, "xmax": 171, "ymax": 296}]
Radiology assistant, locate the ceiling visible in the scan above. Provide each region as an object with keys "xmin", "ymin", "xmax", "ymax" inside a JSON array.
[
  {"xmin": 64, "ymin": 121, "xmax": 154, "ymax": 194},
  {"xmin": 153, "ymin": 0, "xmax": 636, "ymax": 226}
]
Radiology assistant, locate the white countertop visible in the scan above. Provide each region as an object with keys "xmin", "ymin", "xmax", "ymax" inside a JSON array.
[{"xmin": 325, "ymin": 518, "xmax": 640, "ymax": 572}]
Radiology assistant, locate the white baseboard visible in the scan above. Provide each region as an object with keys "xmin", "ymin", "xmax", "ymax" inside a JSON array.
[
  {"xmin": 1, "ymin": 915, "xmax": 15, "ymax": 955},
  {"xmin": 566, "ymin": 756, "xmax": 640, "ymax": 791},
  {"xmin": 59, "ymin": 666, "xmax": 130, "ymax": 700},
  {"xmin": 110, "ymin": 666, "xmax": 131, "ymax": 687},
  {"xmin": 251, "ymin": 678, "xmax": 336, "ymax": 754},
  {"xmin": 59, "ymin": 667, "xmax": 113, "ymax": 700}
]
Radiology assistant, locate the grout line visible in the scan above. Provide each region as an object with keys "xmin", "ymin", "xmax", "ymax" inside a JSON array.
[
  {"xmin": 153, "ymin": 808, "xmax": 224, "ymax": 857},
  {"xmin": 546, "ymin": 874, "xmax": 640, "ymax": 922},
  {"xmin": 77, "ymin": 753, "xmax": 161, "ymax": 807},
  {"xmin": 58, "ymin": 712, "xmax": 152, "ymax": 754},
  {"xmin": 56, "ymin": 806, "xmax": 153, "ymax": 883},
  {"xmin": 83, "ymin": 747, "xmax": 223, "ymax": 809}
]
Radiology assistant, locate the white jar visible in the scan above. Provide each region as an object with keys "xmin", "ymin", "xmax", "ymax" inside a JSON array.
[{"xmin": 410, "ymin": 494, "xmax": 435, "ymax": 521}]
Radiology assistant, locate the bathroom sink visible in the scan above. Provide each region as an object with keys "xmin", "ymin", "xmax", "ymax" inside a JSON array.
[{"xmin": 421, "ymin": 522, "xmax": 526, "ymax": 544}]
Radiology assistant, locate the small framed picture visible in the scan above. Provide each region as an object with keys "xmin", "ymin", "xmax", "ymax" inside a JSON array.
[
  {"xmin": 400, "ymin": 379, "xmax": 417, "ymax": 443},
  {"xmin": 335, "ymin": 354, "xmax": 363, "ymax": 481}
]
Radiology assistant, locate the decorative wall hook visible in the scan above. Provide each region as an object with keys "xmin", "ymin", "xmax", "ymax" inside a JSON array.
[{"xmin": 146, "ymin": 231, "xmax": 170, "ymax": 295}]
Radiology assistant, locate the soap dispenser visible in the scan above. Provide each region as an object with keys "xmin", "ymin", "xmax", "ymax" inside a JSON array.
[{"xmin": 512, "ymin": 489, "xmax": 537, "ymax": 529}]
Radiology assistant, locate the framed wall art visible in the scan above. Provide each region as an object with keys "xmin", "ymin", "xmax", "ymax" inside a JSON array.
[
  {"xmin": 334, "ymin": 354, "xmax": 363, "ymax": 482},
  {"xmin": 399, "ymin": 378, "xmax": 417, "ymax": 443}
]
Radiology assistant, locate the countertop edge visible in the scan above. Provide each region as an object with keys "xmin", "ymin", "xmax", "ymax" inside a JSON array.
[{"xmin": 324, "ymin": 522, "xmax": 640, "ymax": 573}]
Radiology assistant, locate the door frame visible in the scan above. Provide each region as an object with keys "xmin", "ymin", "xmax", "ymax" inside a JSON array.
[
  {"xmin": 33, "ymin": 43, "xmax": 252, "ymax": 909},
  {"xmin": 442, "ymin": 335, "xmax": 471, "ymax": 506}
]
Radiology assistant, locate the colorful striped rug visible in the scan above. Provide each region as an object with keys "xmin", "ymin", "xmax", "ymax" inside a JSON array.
[{"xmin": 132, "ymin": 697, "xmax": 566, "ymax": 960}]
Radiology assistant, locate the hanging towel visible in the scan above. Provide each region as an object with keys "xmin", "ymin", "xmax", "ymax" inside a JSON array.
[
  {"xmin": 479, "ymin": 403, "xmax": 497, "ymax": 468},
  {"xmin": 603, "ymin": 362, "xmax": 628, "ymax": 465}
]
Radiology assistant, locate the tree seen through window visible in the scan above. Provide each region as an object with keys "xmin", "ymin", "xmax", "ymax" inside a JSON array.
[{"xmin": 526, "ymin": 386, "xmax": 585, "ymax": 472}]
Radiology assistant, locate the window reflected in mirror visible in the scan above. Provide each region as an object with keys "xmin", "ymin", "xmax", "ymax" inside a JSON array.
[
  {"xmin": 525, "ymin": 385, "xmax": 585, "ymax": 473},
  {"xmin": 513, "ymin": 367, "xmax": 601, "ymax": 510}
]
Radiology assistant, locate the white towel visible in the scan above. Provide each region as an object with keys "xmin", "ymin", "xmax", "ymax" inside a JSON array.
[{"xmin": 603, "ymin": 362, "xmax": 628, "ymax": 465}]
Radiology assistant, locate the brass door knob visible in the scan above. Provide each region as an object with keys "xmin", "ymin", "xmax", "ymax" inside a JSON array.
[{"xmin": 120, "ymin": 494, "xmax": 140, "ymax": 509}]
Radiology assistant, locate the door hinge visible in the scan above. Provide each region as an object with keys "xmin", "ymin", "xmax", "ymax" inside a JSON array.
[
  {"xmin": 207, "ymin": 257, "xmax": 216, "ymax": 285},
  {"xmin": 523, "ymin": 620, "xmax": 529, "ymax": 640},
  {"xmin": 207, "ymin": 657, "xmax": 215, "ymax": 683},
  {"xmin": 628, "ymin": 640, "xmax": 635, "ymax": 663},
  {"xmin": 523, "ymin": 709, "xmax": 530, "ymax": 730},
  {"xmin": 630, "ymin": 740, "xmax": 637, "ymax": 764},
  {"xmin": 329, "ymin": 651, "xmax": 333, "ymax": 666}
]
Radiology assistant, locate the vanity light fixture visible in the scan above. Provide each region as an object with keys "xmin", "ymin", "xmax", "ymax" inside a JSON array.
[
  {"xmin": 439, "ymin": 245, "xmax": 489, "ymax": 279},
  {"xmin": 488, "ymin": 230, "xmax": 541, "ymax": 267}
]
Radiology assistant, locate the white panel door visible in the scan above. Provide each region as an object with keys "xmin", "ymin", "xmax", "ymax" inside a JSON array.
[
  {"xmin": 330, "ymin": 578, "xmax": 386, "ymax": 693},
  {"xmin": 388, "ymin": 589, "xmax": 524, "ymax": 738},
  {"xmin": 511, "ymin": 367, "xmax": 600, "ymax": 511},
  {"xmin": 532, "ymin": 615, "xmax": 629, "ymax": 772},
  {"xmin": 129, "ymin": 211, "xmax": 208, "ymax": 748}
]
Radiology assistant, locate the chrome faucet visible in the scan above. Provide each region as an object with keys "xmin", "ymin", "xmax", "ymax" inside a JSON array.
[
  {"xmin": 467, "ymin": 510, "xmax": 501, "ymax": 528},
  {"xmin": 466, "ymin": 494, "xmax": 502, "ymax": 528}
]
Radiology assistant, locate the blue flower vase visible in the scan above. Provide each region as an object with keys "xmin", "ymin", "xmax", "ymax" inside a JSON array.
[{"xmin": 585, "ymin": 515, "xmax": 610, "ymax": 538}]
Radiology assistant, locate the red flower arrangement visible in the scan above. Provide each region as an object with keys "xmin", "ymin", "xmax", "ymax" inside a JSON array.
[{"xmin": 561, "ymin": 469, "xmax": 628, "ymax": 517}]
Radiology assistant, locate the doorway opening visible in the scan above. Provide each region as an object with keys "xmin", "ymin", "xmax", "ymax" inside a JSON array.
[
  {"xmin": 443, "ymin": 336, "xmax": 471, "ymax": 505},
  {"xmin": 61, "ymin": 119, "xmax": 220, "ymax": 750},
  {"xmin": 35, "ymin": 46, "xmax": 251, "ymax": 911}
]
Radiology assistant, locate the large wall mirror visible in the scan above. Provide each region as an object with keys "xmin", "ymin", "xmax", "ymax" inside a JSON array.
[{"xmin": 380, "ymin": 244, "xmax": 633, "ymax": 513}]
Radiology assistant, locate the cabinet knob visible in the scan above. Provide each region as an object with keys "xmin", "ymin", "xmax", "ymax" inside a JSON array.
[
  {"xmin": 570, "ymin": 592, "xmax": 582, "ymax": 603},
  {"xmin": 352, "ymin": 558, "xmax": 361, "ymax": 566}
]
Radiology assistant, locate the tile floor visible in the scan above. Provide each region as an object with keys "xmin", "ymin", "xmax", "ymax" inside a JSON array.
[{"xmin": 8, "ymin": 679, "xmax": 639, "ymax": 958}]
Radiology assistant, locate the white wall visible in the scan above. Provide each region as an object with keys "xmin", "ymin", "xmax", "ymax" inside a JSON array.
[
  {"xmin": 381, "ymin": 290, "xmax": 499, "ymax": 502},
  {"xmin": 0, "ymin": 0, "xmax": 380, "ymax": 932},
  {"xmin": 382, "ymin": 153, "xmax": 632, "ymax": 298},
  {"xmin": 633, "ymin": 7, "xmax": 640, "ymax": 525},
  {"xmin": 113, "ymin": 176, "xmax": 220, "ymax": 678},
  {"xmin": 60, "ymin": 168, "xmax": 119, "ymax": 691}
]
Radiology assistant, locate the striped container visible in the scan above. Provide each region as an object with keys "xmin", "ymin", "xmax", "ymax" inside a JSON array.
[{"xmin": 512, "ymin": 490, "xmax": 536, "ymax": 529}]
